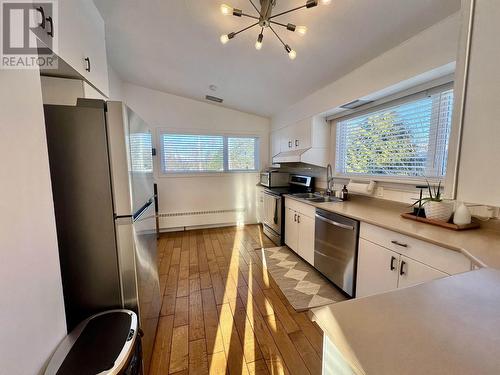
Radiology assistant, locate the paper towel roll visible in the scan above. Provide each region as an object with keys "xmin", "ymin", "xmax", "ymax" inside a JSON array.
[{"xmin": 348, "ymin": 181, "xmax": 377, "ymax": 195}]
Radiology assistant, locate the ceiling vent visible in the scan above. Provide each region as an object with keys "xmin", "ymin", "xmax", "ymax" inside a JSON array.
[
  {"xmin": 340, "ymin": 99, "xmax": 373, "ymax": 110},
  {"xmin": 205, "ymin": 95, "xmax": 223, "ymax": 103}
]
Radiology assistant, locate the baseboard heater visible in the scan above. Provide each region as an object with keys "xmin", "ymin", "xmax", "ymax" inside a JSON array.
[{"xmin": 158, "ymin": 208, "xmax": 245, "ymax": 218}]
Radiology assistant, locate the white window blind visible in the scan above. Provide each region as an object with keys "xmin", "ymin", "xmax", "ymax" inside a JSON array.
[
  {"xmin": 228, "ymin": 137, "xmax": 257, "ymax": 171},
  {"xmin": 129, "ymin": 132, "xmax": 153, "ymax": 173},
  {"xmin": 335, "ymin": 88, "xmax": 454, "ymax": 180},
  {"xmin": 162, "ymin": 134, "xmax": 224, "ymax": 172},
  {"xmin": 161, "ymin": 133, "xmax": 259, "ymax": 173}
]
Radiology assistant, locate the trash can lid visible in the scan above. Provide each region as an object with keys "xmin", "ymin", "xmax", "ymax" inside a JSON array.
[{"xmin": 44, "ymin": 310, "xmax": 138, "ymax": 375}]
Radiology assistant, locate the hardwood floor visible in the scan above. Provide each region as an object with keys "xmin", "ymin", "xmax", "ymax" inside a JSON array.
[{"xmin": 149, "ymin": 224, "xmax": 324, "ymax": 375}]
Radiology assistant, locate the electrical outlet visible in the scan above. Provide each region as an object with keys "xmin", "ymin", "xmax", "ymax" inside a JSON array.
[{"xmin": 376, "ymin": 186, "xmax": 384, "ymax": 197}]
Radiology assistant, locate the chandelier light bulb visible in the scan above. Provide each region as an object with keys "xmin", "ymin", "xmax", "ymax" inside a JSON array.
[
  {"xmin": 255, "ymin": 34, "xmax": 264, "ymax": 50},
  {"xmin": 296, "ymin": 26, "xmax": 307, "ymax": 36},
  {"xmin": 288, "ymin": 49, "xmax": 297, "ymax": 60},
  {"xmin": 220, "ymin": 34, "xmax": 230, "ymax": 44},
  {"xmin": 220, "ymin": 4, "xmax": 233, "ymax": 15}
]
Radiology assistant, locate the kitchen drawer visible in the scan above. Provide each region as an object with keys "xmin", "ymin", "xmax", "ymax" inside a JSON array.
[
  {"xmin": 360, "ymin": 223, "xmax": 472, "ymax": 275},
  {"xmin": 284, "ymin": 198, "xmax": 316, "ymax": 218}
]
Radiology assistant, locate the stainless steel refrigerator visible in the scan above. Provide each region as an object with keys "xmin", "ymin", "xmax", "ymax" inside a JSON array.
[{"xmin": 44, "ymin": 99, "xmax": 160, "ymax": 374}]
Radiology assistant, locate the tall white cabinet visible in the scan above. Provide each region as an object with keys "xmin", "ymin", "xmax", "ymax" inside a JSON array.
[
  {"xmin": 453, "ymin": 0, "xmax": 500, "ymax": 207},
  {"xmin": 0, "ymin": 70, "xmax": 67, "ymax": 374}
]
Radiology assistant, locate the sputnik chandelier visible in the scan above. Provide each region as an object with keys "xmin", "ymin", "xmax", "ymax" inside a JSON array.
[{"xmin": 219, "ymin": 0, "xmax": 331, "ymax": 60}]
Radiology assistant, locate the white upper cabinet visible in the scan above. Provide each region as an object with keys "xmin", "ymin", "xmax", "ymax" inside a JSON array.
[
  {"xmin": 42, "ymin": 0, "xmax": 109, "ymax": 96},
  {"xmin": 272, "ymin": 116, "xmax": 330, "ymax": 167},
  {"xmin": 454, "ymin": 0, "xmax": 500, "ymax": 207}
]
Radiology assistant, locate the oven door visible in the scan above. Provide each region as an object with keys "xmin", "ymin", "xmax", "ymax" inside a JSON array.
[{"xmin": 262, "ymin": 191, "xmax": 281, "ymax": 234}]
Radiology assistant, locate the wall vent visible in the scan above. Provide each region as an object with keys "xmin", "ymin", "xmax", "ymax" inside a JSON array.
[
  {"xmin": 159, "ymin": 208, "xmax": 245, "ymax": 218},
  {"xmin": 340, "ymin": 99, "xmax": 373, "ymax": 110},
  {"xmin": 205, "ymin": 95, "xmax": 224, "ymax": 103}
]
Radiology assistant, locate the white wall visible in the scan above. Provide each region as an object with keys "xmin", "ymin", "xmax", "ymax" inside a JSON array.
[
  {"xmin": 122, "ymin": 83, "xmax": 270, "ymax": 229},
  {"xmin": 0, "ymin": 70, "xmax": 66, "ymax": 374},
  {"xmin": 271, "ymin": 13, "xmax": 460, "ymax": 130},
  {"xmin": 108, "ymin": 64, "xmax": 124, "ymax": 100}
]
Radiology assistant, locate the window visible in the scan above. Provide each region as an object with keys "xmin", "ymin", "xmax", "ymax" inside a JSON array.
[
  {"xmin": 227, "ymin": 137, "xmax": 257, "ymax": 171},
  {"xmin": 335, "ymin": 87, "xmax": 454, "ymax": 180},
  {"xmin": 129, "ymin": 132, "xmax": 153, "ymax": 173},
  {"xmin": 160, "ymin": 133, "xmax": 259, "ymax": 174}
]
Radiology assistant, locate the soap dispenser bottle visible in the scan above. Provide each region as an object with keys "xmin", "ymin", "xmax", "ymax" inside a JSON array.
[{"xmin": 341, "ymin": 185, "xmax": 349, "ymax": 201}]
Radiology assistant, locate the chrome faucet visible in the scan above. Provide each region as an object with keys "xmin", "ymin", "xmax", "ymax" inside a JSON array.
[{"xmin": 326, "ymin": 164, "xmax": 334, "ymax": 196}]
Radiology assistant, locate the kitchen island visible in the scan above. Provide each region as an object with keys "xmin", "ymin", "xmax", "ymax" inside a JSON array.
[{"xmin": 311, "ymin": 268, "xmax": 500, "ymax": 374}]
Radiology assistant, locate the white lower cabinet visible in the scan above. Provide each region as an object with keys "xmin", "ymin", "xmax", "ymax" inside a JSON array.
[
  {"xmin": 285, "ymin": 207, "xmax": 299, "ymax": 250},
  {"xmin": 285, "ymin": 200, "xmax": 315, "ymax": 266},
  {"xmin": 398, "ymin": 255, "xmax": 447, "ymax": 289},
  {"xmin": 256, "ymin": 187, "xmax": 264, "ymax": 223},
  {"xmin": 298, "ymin": 213, "xmax": 315, "ymax": 265},
  {"xmin": 357, "ymin": 223, "xmax": 472, "ymax": 298},
  {"xmin": 357, "ymin": 239, "xmax": 399, "ymax": 297}
]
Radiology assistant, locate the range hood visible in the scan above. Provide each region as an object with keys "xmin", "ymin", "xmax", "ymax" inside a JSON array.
[
  {"xmin": 273, "ymin": 147, "xmax": 329, "ymax": 167},
  {"xmin": 273, "ymin": 149, "xmax": 307, "ymax": 163},
  {"xmin": 271, "ymin": 115, "xmax": 330, "ymax": 167}
]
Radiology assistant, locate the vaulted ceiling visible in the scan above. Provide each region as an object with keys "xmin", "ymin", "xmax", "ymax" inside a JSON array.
[{"xmin": 94, "ymin": 0, "xmax": 461, "ymax": 117}]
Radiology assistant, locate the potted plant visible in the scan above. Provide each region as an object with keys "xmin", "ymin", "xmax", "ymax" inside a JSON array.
[{"xmin": 411, "ymin": 180, "xmax": 454, "ymax": 222}]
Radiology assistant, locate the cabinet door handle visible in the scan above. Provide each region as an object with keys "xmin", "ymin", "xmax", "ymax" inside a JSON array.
[
  {"xmin": 295, "ymin": 139, "xmax": 299, "ymax": 147},
  {"xmin": 297, "ymin": 215, "xmax": 300, "ymax": 224},
  {"xmin": 390, "ymin": 256, "xmax": 397, "ymax": 271},
  {"xmin": 294, "ymin": 213, "xmax": 297, "ymax": 222},
  {"xmin": 400, "ymin": 260, "xmax": 406, "ymax": 276},
  {"xmin": 391, "ymin": 240, "xmax": 408, "ymax": 248},
  {"xmin": 36, "ymin": 6, "xmax": 46, "ymax": 29},
  {"xmin": 84, "ymin": 57, "xmax": 91, "ymax": 72},
  {"xmin": 46, "ymin": 16, "xmax": 54, "ymax": 37},
  {"xmin": 288, "ymin": 140, "xmax": 292, "ymax": 148}
]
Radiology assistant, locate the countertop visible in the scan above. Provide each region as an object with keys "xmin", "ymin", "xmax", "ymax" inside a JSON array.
[
  {"xmin": 311, "ymin": 268, "xmax": 500, "ymax": 375},
  {"xmin": 284, "ymin": 194, "xmax": 500, "ymax": 269}
]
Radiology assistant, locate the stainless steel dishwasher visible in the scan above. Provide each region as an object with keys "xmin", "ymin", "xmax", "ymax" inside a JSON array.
[{"xmin": 314, "ymin": 209, "xmax": 359, "ymax": 297}]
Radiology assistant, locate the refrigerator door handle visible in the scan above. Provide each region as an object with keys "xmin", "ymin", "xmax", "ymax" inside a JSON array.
[{"xmin": 133, "ymin": 199, "xmax": 154, "ymax": 221}]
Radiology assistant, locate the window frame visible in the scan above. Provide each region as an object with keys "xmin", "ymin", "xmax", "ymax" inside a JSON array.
[
  {"xmin": 158, "ymin": 129, "xmax": 260, "ymax": 176},
  {"xmin": 332, "ymin": 82, "xmax": 454, "ymax": 185}
]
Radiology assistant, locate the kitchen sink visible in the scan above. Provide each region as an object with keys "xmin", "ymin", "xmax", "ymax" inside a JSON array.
[
  {"xmin": 291, "ymin": 193, "xmax": 320, "ymax": 199},
  {"xmin": 307, "ymin": 196, "xmax": 343, "ymax": 203},
  {"xmin": 291, "ymin": 192, "xmax": 342, "ymax": 203}
]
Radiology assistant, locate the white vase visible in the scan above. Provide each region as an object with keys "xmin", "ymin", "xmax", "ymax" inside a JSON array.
[
  {"xmin": 453, "ymin": 202, "xmax": 472, "ymax": 225},
  {"xmin": 424, "ymin": 201, "xmax": 454, "ymax": 222}
]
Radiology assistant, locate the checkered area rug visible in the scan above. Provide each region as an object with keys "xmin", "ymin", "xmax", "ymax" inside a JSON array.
[{"xmin": 256, "ymin": 246, "xmax": 347, "ymax": 311}]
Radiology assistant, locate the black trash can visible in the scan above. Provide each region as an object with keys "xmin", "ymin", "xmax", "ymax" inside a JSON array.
[{"xmin": 45, "ymin": 310, "xmax": 142, "ymax": 375}]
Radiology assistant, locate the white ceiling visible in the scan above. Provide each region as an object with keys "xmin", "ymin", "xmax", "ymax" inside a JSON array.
[{"xmin": 94, "ymin": 0, "xmax": 460, "ymax": 117}]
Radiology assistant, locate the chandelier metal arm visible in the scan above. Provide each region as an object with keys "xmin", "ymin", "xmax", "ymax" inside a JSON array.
[
  {"xmin": 269, "ymin": 25, "xmax": 286, "ymax": 47},
  {"xmin": 232, "ymin": 21, "xmax": 260, "ymax": 37},
  {"xmin": 240, "ymin": 12, "xmax": 260, "ymax": 20},
  {"xmin": 248, "ymin": 0, "xmax": 260, "ymax": 13},
  {"xmin": 269, "ymin": 20, "xmax": 294, "ymax": 30},
  {"xmin": 268, "ymin": 5, "xmax": 306, "ymax": 20}
]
